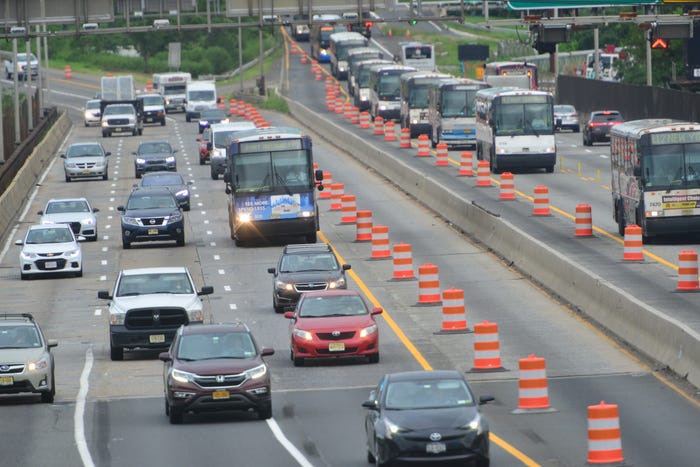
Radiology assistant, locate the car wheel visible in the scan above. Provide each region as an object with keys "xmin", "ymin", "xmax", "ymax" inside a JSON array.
[
  {"xmin": 138, "ymin": 128, "xmax": 143, "ymax": 136},
  {"xmin": 199, "ymin": 158, "xmax": 205, "ymax": 166},
  {"xmin": 292, "ymin": 350, "xmax": 304, "ymax": 367},
  {"xmin": 135, "ymin": 171, "xmax": 142, "ymax": 179},
  {"xmin": 476, "ymin": 458, "xmax": 490, "ymax": 467},
  {"xmin": 368, "ymin": 352, "xmax": 380, "ymax": 364},
  {"xmin": 306, "ymin": 232, "xmax": 317, "ymax": 244},
  {"xmin": 367, "ymin": 448, "xmax": 376, "ymax": 464},
  {"xmin": 90, "ymin": 231, "xmax": 98, "ymax": 242},
  {"xmin": 545, "ymin": 165, "xmax": 554, "ymax": 173},
  {"xmin": 184, "ymin": 203, "xmax": 190, "ymax": 212},
  {"xmin": 176, "ymin": 234, "xmax": 185, "ymax": 247},
  {"xmin": 258, "ymin": 402, "xmax": 272, "ymax": 420},
  {"xmin": 102, "ymin": 172, "xmax": 108, "ymax": 181},
  {"xmin": 164, "ymin": 398, "xmax": 170, "ymax": 416},
  {"xmin": 168, "ymin": 405, "xmax": 184, "ymax": 424},
  {"xmin": 186, "ymin": 115, "xmax": 191, "ymax": 122},
  {"xmin": 110, "ymin": 344, "xmax": 124, "ymax": 361},
  {"xmin": 65, "ymin": 174, "xmax": 71, "ymax": 183},
  {"xmin": 573, "ymin": 126, "xmax": 580, "ymax": 133},
  {"xmin": 41, "ymin": 371, "xmax": 55, "ymax": 403},
  {"xmin": 102, "ymin": 132, "xmax": 107, "ymax": 138},
  {"xmin": 75, "ymin": 268, "xmax": 83, "ymax": 278},
  {"xmin": 211, "ymin": 170, "xmax": 219, "ymax": 180},
  {"xmin": 161, "ymin": 119, "xmax": 166, "ymax": 126},
  {"xmin": 122, "ymin": 238, "xmax": 131, "ymax": 249},
  {"xmin": 375, "ymin": 441, "xmax": 390, "ymax": 467},
  {"xmin": 616, "ymin": 201, "xmax": 626, "ymax": 237},
  {"xmin": 20, "ymin": 271, "xmax": 28, "ymax": 280},
  {"xmin": 274, "ymin": 304, "xmax": 285, "ymax": 314},
  {"xmin": 132, "ymin": 129, "xmax": 138, "ymax": 136}
]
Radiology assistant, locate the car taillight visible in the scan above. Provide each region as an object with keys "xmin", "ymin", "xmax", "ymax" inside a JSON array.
[{"xmin": 589, "ymin": 122, "xmax": 605, "ymax": 127}]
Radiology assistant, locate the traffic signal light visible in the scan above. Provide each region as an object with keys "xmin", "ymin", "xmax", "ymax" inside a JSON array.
[
  {"xmin": 647, "ymin": 21, "xmax": 691, "ymax": 49},
  {"xmin": 409, "ymin": 18, "xmax": 417, "ymax": 26},
  {"xmin": 651, "ymin": 37, "xmax": 668, "ymax": 49}
]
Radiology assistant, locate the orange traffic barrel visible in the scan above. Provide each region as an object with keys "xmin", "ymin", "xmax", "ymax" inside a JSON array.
[
  {"xmin": 587, "ymin": 401, "xmax": 624, "ymax": 464},
  {"xmin": 370, "ymin": 226, "xmax": 391, "ymax": 260},
  {"xmin": 399, "ymin": 127, "xmax": 411, "ymax": 148},
  {"xmin": 436, "ymin": 288, "xmax": 469, "ymax": 333},
  {"xmin": 350, "ymin": 107, "xmax": 360, "ymax": 124},
  {"xmin": 515, "ymin": 354, "xmax": 552, "ymax": 411},
  {"xmin": 459, "ymin": 151, "xmax": 473, "ymax": 176},
  {"xmin": 319, "ymin": 172, "xmax": 333, "ymax": 199},
  {"xmin": 329, "ymin": 183, "xmax": 344, "ymax": 210},
  {"xmin": 373, "ymin": 116, "xmax": 384, "ymax": 136},
  {"xmin": 384, "ymin": 120, "xmax": 396, "ymax": 142},
  {"xmin": 343, "ymin": 102, "xmax": 354, "ymax": 120},
  {"xmin": 476, "ymin": 160, "xmax": 490, "ymax": 187},
  {"xmin": 391, "ymin": 243, "xmax": 415, "ymax": 280},
  {"xmin": 435, "ymin": 142, "xmax": 448, "ymax": 167},
  {"xmin": 623, "ymin": 225, "xmax": 644, "ymax": 261},
  {"xmin": 340, "ymin": 194, "xmax": 357, "ymax": 224},
  {"xmin": 64, "ymin": 65, "xmax": 73, "ymax": 79},
  {"xmin": 532, "ymin": 185, "xmax": 550, "ymax": 216},
  {"xmin": 575, "ymin": 203, "xmax": 593, "ymax": 237},
  {"xmin": 146, "ymin": 80, "xmax": 153, "ymax": 92},
  {"xmin": 300, "ymin": 52, "xmax": 308, "ymax": 64},
  {"xmin": 499, "ymin": 172, "xmax": 515, "ymax": 200},
  {"xmin": 359, "ymin": 111, "xmax": 371, "ymax": 129},
  {"xmin": 416, "ymin": 134, "xmax": 430, "ymax": 157},
  {"xmin": 417, "ymin": 263, "xmax": 441, "ymax": 305},
  {"xmin": 315, "ymin": 68, "xmax": 323, "ymax": 81},
  {"xmin": 677, "ymin": 249, "xmax": 700, "ymax": 291},
  {"xmin": 326, "ymin": 91, "xmax": 337, "ymax": 112},
  {"xmin": 469, "ymin": 320, "xmax": 505, "ymax": 372},
  {"xmin": 355, "ymin": 210, "xmax": 373, "ymax": 242},
  {"xmin": 229, "ymin": 99, "xmax": 237, "ymax": 115},
  {"xmin": 334, "ymin": 97, "xmax": 344, "ymax": 114}
]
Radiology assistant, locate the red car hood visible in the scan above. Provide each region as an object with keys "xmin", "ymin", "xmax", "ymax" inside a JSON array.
[{"xmin": 295, "ymin": 314, "xmax": 375, "ymax": 332}]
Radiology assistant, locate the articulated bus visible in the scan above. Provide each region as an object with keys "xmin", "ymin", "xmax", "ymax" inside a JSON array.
[
  {"xmin": 611, "ymin": 119, "xmax": 700, "ymax": 237},
  {"xmin": 483, "ymin": 61, "xmax": 538, "ymax": 90},
  {"xmin": 427, "ymin": 78, "xmax": 490, "ymax": 148},
  {"xmin": 474, "ymin": 87, "xmax": 556, "ymax": 173},
  {"xmin": 225, "ymin": 127, "xmax": 323, "ymax": 246},
  {"xmin": 399, "ymin": 71, "xmax": 452, "ymax": 138}
]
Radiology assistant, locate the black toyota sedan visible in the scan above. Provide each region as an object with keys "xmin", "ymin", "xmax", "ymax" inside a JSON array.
[{"xmin": 362, "ymin": 370, "xmax": 494, "ymax": 467}]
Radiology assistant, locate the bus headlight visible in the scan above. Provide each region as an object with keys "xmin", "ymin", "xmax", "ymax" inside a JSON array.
[
  {"xmin": 300, "ymin": 210, "xmax": 314, "ymax": 218},
  {"xmin": 545, "ymin": 146, "xmax": 556, "ymax": 153},
  {"xmin": 238, "ymin": 213, "xmax": 252, "ymax": 223}
]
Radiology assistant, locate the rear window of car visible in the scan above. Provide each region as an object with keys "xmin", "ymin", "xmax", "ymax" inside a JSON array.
[
  {"xmin": 555, "ymin": 105, "xmax": 576, "ymax": 114},
  {"xmin": 591, "ymin": 112, "xmax": 622, "ymax": 122}
]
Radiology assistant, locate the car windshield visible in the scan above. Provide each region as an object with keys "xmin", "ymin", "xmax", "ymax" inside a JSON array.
[
  {"xmin": 141, "ymin": 175, "xmax": 184, "ymax": 187},
  {"xmin": 126, "ymin": 194, "xmax": 178, "ymax": 210},
  {"xmin": 138, "ymin": 143, "xmax": 172, "ymax": 154},
  {"xmin": 25, "ymin": 227, "xmax": 74, "ymax": 244},
  {"xmin": 141, "ymin": 96, "xmax": 163, "ymax": 105},
  {"xmin": 0, "ymin": 326, "xmax": 41, "ymax": 349},
  {"xmin": 177, "ymin": 332, "xmax": 257, "ymax": 360},
  {"xmin": 86, "ymin": 101, "xmax": 101, "ymax": 110},
  {"xmin": 280, "ymin": 253, "xmax": 339, "ymax": 272},
  {"xmin": 116, "ymin": 272, "xmax": 193, "ymax": 296},
  {"xmin": 45, "ymin": 200, "xmax": 90, "ymax": 214},
  {"xmin": 104, "ymin": 105, "xmax": 134, "ymax": 116},
  {"xmin": 298, "ymin": 295, "xmax": 367, "ymax": 317},
  {"xmin": 66, "ymin": 144, "xmax": 103, "ymax": 158},
  {"xmin": 384, "ymin": 379, "xmax": 474, "ymax": 410}
]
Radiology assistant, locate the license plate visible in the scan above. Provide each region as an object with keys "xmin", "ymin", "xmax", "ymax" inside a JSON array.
[
  {"xmin": 149, "ymin": 334, "xmax": 165, "ymax": 344},
  {"xmin": 426, "ymin": 442, "xmax": 446, "ymax": 454},
  {"xmin": 212, "ymin": 390, "xmax": 230, "ymax": 400},
  {"xmin": 0, "ymin": 376, "xmax": 13, "ymax": 386},
  {"xmin": 82, "ymin": 169, "xmax": 92, "ymax": 174},
  {"xmin": 45, "ymin": 261, "xmax": 58, "ymax": 269},
  {"xmin": 328, "ymin": 342, "xmax": 345, "ymax": 352},
  {"xmin": 148, "ymin": 228, "xmax": 159, "ymax": 235},
  {"xmin": 115, "ymin": 128, "xmax": 122, "ymax": 132},
  {"xmin": 146, "ymin": 118, "xmax": 153, "ymax": 122}
]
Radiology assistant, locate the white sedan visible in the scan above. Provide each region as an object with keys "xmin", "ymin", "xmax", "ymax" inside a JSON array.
[
  {"xmin": 16, "ymin": 224, "xmax": 83, "ymax": 280},
  {"xmin": 38, "ymin": 197, "xmax": 99, "ymax": 242}
]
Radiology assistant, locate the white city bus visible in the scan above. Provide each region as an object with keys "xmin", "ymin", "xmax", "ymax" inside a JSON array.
[
  {"xmin": 611, "ymin": 119, "xmax": 700, "ymax": 237},
  {"xmin": 399, "ymin": 41, "xmax": 435, "ymax": 71},
  {"xmin": 474, "ymin": 87, "xmax": 556, "ymax": 173}
]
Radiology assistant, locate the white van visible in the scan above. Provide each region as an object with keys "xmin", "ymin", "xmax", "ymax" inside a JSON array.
[
  {"xmin": 209, "ymin": 121, "xmax": 257, "ymax": 180},
  {"xmin": 185, "ymin": 81, "xmax": 218, "ymax": 122}
]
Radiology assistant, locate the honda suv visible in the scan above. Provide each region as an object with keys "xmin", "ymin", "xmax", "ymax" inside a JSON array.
[
  {"xmin": 267, "ymin": 243, "xmax": 351, "ymax": 313},
  {"xmin": 117, "ymin": 186, "xmax": 185, "ymax": 249},
  {"xmin": 159, "ymin": 323, "xmax": 274, "ymax": 424}
]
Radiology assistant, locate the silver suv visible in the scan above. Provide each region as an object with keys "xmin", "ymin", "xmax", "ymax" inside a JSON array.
[{"xmin": 0, "ymin": 313, "xmax": 58, "ymax": 403}]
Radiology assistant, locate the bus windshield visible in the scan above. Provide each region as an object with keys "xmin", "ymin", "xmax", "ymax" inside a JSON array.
[
  {"xmin": 378, "ymin": 75, "xmax": 401, "ymax": 99},
  {"xmin": 495, "ymin": 102, "xmax": 553, "ymax": 136},
  {"xmin": 643, "ymin": 143, "xmax": 700, "ymax": 189},
  {"xmin": 440, "ymin": 90, "xmax": 477, "ymax": 118},
  {"xmin": 233, "ymin": 150, "xmax": 311, "ymax": 191},
  {"xmin": 337, "ymin": 41, "xmax": 367, "ymax": 61}
]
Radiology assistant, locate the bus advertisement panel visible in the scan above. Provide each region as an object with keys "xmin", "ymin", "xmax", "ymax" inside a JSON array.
[
  {"xmin": 399, "ymin": 71, "xmax": 452, "ymax": 138},
  {"xmin": 611, "ymin": 119, "xmax": 700, "ymax": 237},
  {"xmin": 427, "ymin": 78, "xmax": 490, "ymax": 148},
  {"xmin": 225, "ymin": 128, "xmax": 322, "ymax": 246},
  {"xmin": 475, "ymin": 88, "xmax": 556, "ymax": 173}
]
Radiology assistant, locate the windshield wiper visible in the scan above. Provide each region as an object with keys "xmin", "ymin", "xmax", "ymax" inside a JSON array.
[
  {"xmin": 254, "ymin": 174, "xmax": 271, "ymax": 198},
  {"xmin": 273, "ymin": 168, "xmax": 292, "ymax": 195}
]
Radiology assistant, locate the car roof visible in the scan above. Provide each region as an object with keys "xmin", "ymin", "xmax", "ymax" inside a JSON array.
[
  {"xmin": 120, "ymin": 266, "xmax": 189, "ymax": 276},
  {"xmin": 181, "ymin": 323, "xmax": 251, "ymax": 335},
  {"xmin": 46, "ymin": 197, "xmax": 89, "ymax": 204},
  {"xmin": 300, "ymin": 289, "xmax": 360, "ymax": 299},
  {"xmin": 386, "ymin": 370, "xmax": 464, "ymax": 382},
  {"xmin": 129, "ymin": 186, "xmax": 178, "ymax": 197},
  {"xmin": 0, "ymin": 313, "xmax": 36, "ymax": 324},
  {"xmin": 283, "ymin": 243, "xmax": 333, "ymax": 254},
  {"xmin": 27, "ymin": 223, "xmax": 73, "ymax": 232},
  {"xmin": 210, "ymin": 121, "xmax": 256, "ymax": 132}
]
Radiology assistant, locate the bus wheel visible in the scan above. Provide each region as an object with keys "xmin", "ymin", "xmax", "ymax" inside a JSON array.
[
  {"xmin": 545, "ymin": 165, "xmax": 554, "ymax": 173},
  {"xmin": 616, "ymin": 202, "xmax": 626, "ymax": 236}
]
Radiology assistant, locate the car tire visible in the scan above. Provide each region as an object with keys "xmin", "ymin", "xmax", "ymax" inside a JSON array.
[
  {"xmin": 573, "ymin": 126, "xmax": 580, "ymax": 133},
  {"xmin": 367, "ymin": 448, "xmax": 376, "ymax": 464},
  {"xmin": 138, "ymin": 128, "xmax": 143, "ymax": 136},
  {"xmin": 90, "ymin": 231, "xmax": 98, "ymax": 242},
  {"xmin": 368, "ymin": 352, "xmax": 380, "ymax": 364},
  {"xmin": 545, "ymin": 165, "xmax": 554, "ymax": 173},
  {"xmin": 274, "ymin": 304, "xmax": 285, "ymax": 314},
  {"xmin": 122, "ymin": 238, "xmax": 131, "ymax": 249},
  {"xmin": 110, "ymin": 344, "xmax": 124, "ymax": 361},
  {"xmin": 41, "ymin": 372, "xmax": 55, "ymax": 403},
  {"xmin": 476, "ymin": 458, "xmax": 490, "ymax": 467},
  {"xmin": 161, "ymin": 119, "xmax": 166, "ymax": 126},
  {"xmin": 65, "ymin": 174, "xmax": 71, "ymax": 183},
  {"xmin": 186, "ymin": 114, "xmax": 191, "ymax": 122},
  {"xmin": 211, "ymin": 170, "xmax": 218, "ymax": 180},
  {"xmin": 168, "ymin": 405, "xmax": 184, "ymax": 424},
  {"xmin": 164, "ymin": 399, "xmax": 170, "ymax": 416},
  {"xmin": 199, "ymin": 158, "xmax": 205, "ymax": 166},
  {"xmin": 292, "ymin": 350, "xmax": 304, "ymax": 367},
  {"xmin": 20, "ymin": 271, "xmax": 28, "ymax": 280},
  {"xmin": 135, "ymin": 171, "xmax": 142, "ymax": 179},
  {"xmin": 132, "ymin": 129, "xmax": 138, "ymax": 136},
  {"xmin": 102, "ymin": 172, "xmax": 108, "ymax": 181},
  {"xmin": 258, "ymin": 402, "xmax": 272, "ymax": 420},
  {"xmin": 184, "ymin": 203, "xmax": 190, "ymax": 212},
  {"xmin": 306, "ymin": 232, "xmax": 317, "ymax": 244},
  {"xmin": 176, "ymin": 234, "xmax": 185, "ymax": 247},
  {"xmin": 75, "ymin": 268, "xmax": 83, "ymax": 278}
]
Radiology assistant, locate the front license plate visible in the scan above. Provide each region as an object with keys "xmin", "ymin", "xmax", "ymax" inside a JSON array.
[
  {"xmin": 149, "ymin": 334, "xmax": 165, "ymax": 344},
  {"xmin": 0, "ymin": 376, "xmax": 13, "ymax": 386},
  {"xmin": 426, "ymin": 442, "xmax": 446, "ymax": 454},
  {"xmin": 82, "ymin": 169, "xmax": 92, "ymax": 174},
  {"xmin": 114, "ymin": 128, "xmax": 122, "ymax": 132},
  {"xmin": 146, "ymin": 118, "xmax": 153, "ymax": 122},
  {"xmin": 212, "ymin": 390, "xmax": 230, "ymax": 400},
  {"xmin": 328, "ymin": 342, "xmax": 345, "ymax": 352},
  {"xmin": 44, "ymin": 261, "xmax": 58, "ymax": 269},
  {"xmin": 148, "ymin": 228, "xmax": 159, "ymax": 235}
]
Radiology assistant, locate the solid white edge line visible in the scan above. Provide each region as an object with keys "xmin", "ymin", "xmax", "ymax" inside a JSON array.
[
  {"xmin": 266, "ymin": 418, "xmax": 315, "ymax": 467},
  {"xmin": 74, "ymin": 347, "xmax": 95, "ymax": 467}
]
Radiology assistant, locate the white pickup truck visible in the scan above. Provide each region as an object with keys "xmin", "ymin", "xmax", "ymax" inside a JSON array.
[{"xmin": 4, "ymin": 52, "xmax": 39, "ymax": 80}]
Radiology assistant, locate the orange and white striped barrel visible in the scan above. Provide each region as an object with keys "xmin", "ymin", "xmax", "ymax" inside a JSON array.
[
  {"xmin": 326, "ymin": 92, "xmax": 336, "ymax": 112},
  {"xmin": 435, "ymin": 142, "xmax": 449, "ymax": 167},
  {"xmin": 145, "ymin": 81, "xmax": 153, "ymax": 92},
  {"xmin": 325, "ymin": 76, "xmax": 333, "ymax": 87},
  {"xmin": 533, "ymin": 185, "xmax": 550, "ymax": 216},
  {"xmin": 334, "ymin": 97, "xmax": 344, "ymax": 114},
  {"xmin": 459, "ymin": 151, "xmax": 473, "ymax": 176},
  {"xmin": 517, "ymin": 354, "xmax": 550, "ymax": 409},
  {"xmin": 623, "ymin": 225, "xmax": 644, "ymax": 261},
  {"xmin": 587, "ymin": 401, "xmax": 624, "ymax": 464},
  {"xmin": 373, "ymin": 116, "xmax": 385, "ymax": 136},
  {"xmin": 315, "ymin": 68, "xmax": 323, "ymax": 81},
  {"xmin": 238, "ymin": 102, "xmax": 249, "ymax": 117},
  {"xmin": 476, "ymin": 160, "xmax": 491, "ymax": 187},
  {"xmin": 355, "ymin": 210, "xmax": 373, "ymax": 242},
  {"xmin": 343, "ymin": 102, "xmax": 353, "ymax": 120},
  {"xmin": 310, "ymin": 60, "xmax": 319, "ymax": 73},
  {"xmin": 370, "ymin": 226, "xmax": 391, "ymax": 259},
  {"xmin": 340, "ymin": 194, "xmax": 357, "ymax": 224},
  {"xmin": 329, "ymin": 183, "xmax": 344, "ymax": 211},
  {"xmin": 417, "ymin": 134, "xmax": 430, "ymax": 157},
  {"xmin": 64, "ymin": 65, "xmax": 73, "ymax": 79},
  {"xmin": 350, "ymin": 107, "xmax": 360, "ymax": 124},
  {"xmin": 290, "ymin": 44, "xmax": 298, "ymax": 55},
  {"xmin": 359, "ymin": 111, "xmax": 371, "ymax": 129},
  {"xmin": 470, "ymin": 320, "xmax": 503, "ymax": 371},
  {"xmin": 229, "ymin": 99, "xmax": 237, "ymax": 115},
  {"xmin": 384, "ymin": 120, "xmax": 396, "ymax": 142},
  {"xmin": 217, "ymin": 97, "xmax": 225, "ymax": 110},
  {"xmin": 319, "ymin": 172, "xmax": 333, "ymax": 199},
  {"xmin": 300, "ymin": 52, "xmax": 308, "ymax": 64},
  {"xmin": 439, "ymin": 288, "xmax": 469, "ymax": 332},
  {"xmin": 391, "ymin": 243, "xmax": 415, "ymax": 279},
  {"xmin": 417, "ymin": 263, "xmax": 441, "ymax": 305},
  {"xmin": 399, "ymin": 127, "xmax": 411, "ymax": 148},
  {"xmin": 677, "ymin": 249, "xmax": 699, "ymax": 291},
  {"xmin": 575, "ymin": 203, "xmax": 593, "ymax": 237},
  {"xmin": 499, "ymin": 172, "xmax": 515, "ymax": 200}
]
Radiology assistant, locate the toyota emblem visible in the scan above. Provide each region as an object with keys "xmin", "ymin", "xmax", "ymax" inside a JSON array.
[
  {"xmin": 153, "ymin": 312, "xmax": 160, "ymax": 322},
  {"xmin": 429, "ymin": 432, "xmax": 442, "ymax": 441},
  {"xmin": 331, "ymin": 330, "xmax": 340, "ymax": 337}
]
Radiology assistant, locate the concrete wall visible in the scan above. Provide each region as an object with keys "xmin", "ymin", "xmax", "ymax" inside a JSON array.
[{"xmin": 287, "ymin": 99, "xmax": 700, "ymax": 389}]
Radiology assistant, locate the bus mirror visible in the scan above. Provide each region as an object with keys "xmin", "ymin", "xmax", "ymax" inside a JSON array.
[
  {"xmin": 633, "ymin": 165, "xmax": 642, "ymax": 177},
  {"xmin": 317, "ymin": 183, "xmax": 324, "ymax": 191},
  {"xmin": 315, "ymin": 169, "xmax": 324, "ymax": 181},
  {"xmin": 225, "ymin": 185, "xmax": 231, "ymax": 195}
]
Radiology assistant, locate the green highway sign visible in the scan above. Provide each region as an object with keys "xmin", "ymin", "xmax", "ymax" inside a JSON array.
[{"xmin": 507, "ymin": 1, "xmax": 659, "ymax": 10}]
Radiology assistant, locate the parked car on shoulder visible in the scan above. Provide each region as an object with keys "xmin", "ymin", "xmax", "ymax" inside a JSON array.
[
  {"xmin": 117, "ymin": 187, "xmax": 185, "ymax": 249},
  {"xmin": 15, "ymin": 224, "xmax": 83, "ymax": 280},
  {"xmin": 134, "ymin": 171, "xmax": 192, "ymax": 211},
  {"xmin": 553, "ymin": 104, "xmax": 579, "ymax": 132},
  {"xmin": 132, "ymin": 140, "xmax": 178, "ymax": 178},
  {"xmin": 61, "ymin": 142, "xmax": 110, "ymax": 182},
  {"xmin": 583, "ymin": 110, "xmax": 624, "ymax": 146},
  {"xmin": 38, "ymin": 197, "xmax": 99, "ymax": 242},
  {"xmin": 159, "ymin": 322, "xmax": 274, "ymax": 424}
]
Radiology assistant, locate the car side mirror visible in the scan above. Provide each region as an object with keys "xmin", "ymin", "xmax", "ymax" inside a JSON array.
[
  {"xmin": 342, "ymin": 264, "xmax": 351, "ymax": 271},
  {"xmin": 362, "ymin": 400, "xmax": 378, "ymax": 409},
  {"xmin": 105, "ymin": 152, "xmax": 112, "ymax": 156},
  {"xmin": 371, "ymin": 307, "xmax": 383, "ymax": 315},
  {"xmin": 116, "ymin": 206, "xmax": 125, "ymax": 212},
  {"xmin": 47, "ymin": 339, "xmax": 58, "ymax": 348},
  {"xmin": 283, "ymin": 311, "xmax": 295, "ymax": 319},
  {"xmin": 60, "ymin": 154, "xmax": 66, "ymax": 159},
  {"xmin": 37, "ymin": 210, "xmax": 44, "ymax": 215},
  {"xmin": 158, "ymin": 352, "xmax": 172, "ymax": 362},
  {"xmin": 633, "ymin": 165, "xmax": 642, "ymax": 177},
  {"xmin": 198, "ymin": 285, "xmax": 214, "ymax": 296},
  {"xmin": 14, "ymin": 239, "xmax": 23, "ymax": 246},
  {"xmin": 267, "ymin": 267, "xmax": 276, "ymax": 274},
  {"xmin": 131, "ymin": 151, "xmax": 137, "ymax": 155},
  {"xmin": 207, "ymin": 143, "xmax": 213, "ymax": 150},
  {"xmin": 97, "ymin": 290, "xmax": 112, "ymax": 300},
  {"xmin": 315, "ymin": 169, "xmax": 324, "ymax": 181},
  {"xmin": 261, "ymin": 347, "xmax": 275, "ymax": 357},
  {"xmin": 93, "ymin": 208, "xmax": 100, "ymax": 213},
  {"xmin": 479, "ymin": 395, "xmax": 495, "ymax": 405}
]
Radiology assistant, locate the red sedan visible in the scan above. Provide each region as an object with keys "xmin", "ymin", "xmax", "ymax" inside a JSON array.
[
  {"xmin": 284, "ymin": 290, "xmax": 382, "ymax": 366},
  {"xmin": 197, "ymin": 127, "xmax": 211, "ymax": 165}
]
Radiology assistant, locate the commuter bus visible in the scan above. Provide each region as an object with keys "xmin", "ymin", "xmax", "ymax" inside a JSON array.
[
  {"xmin": 474, "ymin": 87, "xmax": 556, "ymax": 173},
  {"xmin": 368, "ymin": 64, "xmax": 417, "ymax": 122},
  {"xmin": 400, "ymin": 71, "xmax": 452, "ymax": 138},
  {"xmin": 351, "ymin": 59, "xmax": 394, "ymax": 111},
  {"xmin": 611, "ymin": 119, "xmax": 700, "ymax": 237},
  {"xmin": 225, "ymin": 127, "xmax": 323, "ymax": 246},
  {"xmin": 346, "ymin": 47, "xmax": 384, "ymax": 96},
  {"xmin": 399, "ymin": 41, "xmax": 436, "ymax": 71},
  {"xmin": 329, "ymin": 31, "xmax": 369, "ymax": 80},
  {"xmin": 483, "ymin": 61, "xmax": 538, "ymax": 90},
  {"xmin": 427, "ymin": 78, "xmax": 490, "ymax": 148},
  {"xmin": 310, "ymin": 22, "xmax": 345, "ymax": 63}
]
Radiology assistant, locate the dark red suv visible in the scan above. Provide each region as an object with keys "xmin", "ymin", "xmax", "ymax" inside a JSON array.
[{"xmin": 159, "ymin": 323, "xmax": 274, "ymax": 424}]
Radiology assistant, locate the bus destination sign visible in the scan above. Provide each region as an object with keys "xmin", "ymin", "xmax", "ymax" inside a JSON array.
[
  {"xmin": 650, "ymin": 131, "xmax": 700, "ymax": 146},
  {"xmin": 239, "ymin": 139, "xmax": 303, "ymax": 153}
]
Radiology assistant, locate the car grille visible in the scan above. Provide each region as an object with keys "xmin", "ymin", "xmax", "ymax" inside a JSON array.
[
  {"xmin": 124, "ymin": 307, "xmax": 188, "ymax": 329},
  {"xmin": 74, "ymin": 161, "xmax": 98, "ymax": 169},
  {"xmin": 317, "ymin": 347, "xmax": 358, "ymax": 355},
  {"xmin": 294, "ymin": 282, "xmax": 328, "ymax": 292},
  {"xmin": 143, "ymin": 159, "xmax": 167, "ymax": 166},
  {"xmin": 316, "ymin": 331, "xmax": 356, "ymax": 340},
  {"xmin": 106, "ymin": 118, "xmax": 130, "ymax": 126},
  {"xmin": 137, "ymin": 217, "xmax": 166, "ymax": 226},
  {"xmin": 36, "ymin": 259, "xmax": 67, "ymax": 270},
  {"xmin": 0, "ymin": 363, "xmax": 26, "ymax": 374},
  {"xmin": 193, "ymin": 373, "xmax": 248, "ymax": 389}
]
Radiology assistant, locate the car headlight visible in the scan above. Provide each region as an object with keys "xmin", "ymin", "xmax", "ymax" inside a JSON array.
[
  {"xmin": 84, "ymin": 110, "xmax": 91, "ymax": 119},
  {"xmin": 275, "ymin": 281, "xmax": 294, "ymax": 291},
  {"xmin": 166, "ymin": 156, "xmax": 176, "ymax": 163},
  {"xmin": 359, "ymin": 324, "xmax": 377, "ymax": 338},
  {"xmin": 65, "ymin": 162, "xmax": 78, "ymax": 169},
  {"xmin": 110, "ymin": 312, "xmax": 125, "ymax": 325},
  {"xmin": 28, "ymin": 355, "xmax": 49, "ymax": 371},
  {"xmin": 328, "ymin": 277, "xmax": 345, "ymax": 289},
  {"xmin": 171, "ymin": 368, "xmax": 195, "ymax": 384},
  {"xmin": 461, "ymin": 413, "xmax": 485, "ymax": 435},
  {"xmin": 102, "ymin": 121, "xmax": 109, "ymax": 127},
  {"xmin": 175, "ymin": 189, "xmax": 189, "ymax": 198},
  {"xmin": 20, "ymin": 250, "xmax": 37, "ymax": 260},
  {"xmin": 378, "ymin": 104, "xmax": 388, "ymax": 111},
  {"xmin": 65, "ymin": 248, "xmax": 81, "ymax": 258},
  {"xmin": 212, "ymin": 149, "xmax": 223, "ymax": 158},
  {"xmin": 383, "ymin": 418, "xmax": 408, "ymax": 439},
  {"xmin": 81, "ymin": 217, "xmax": 95, "ymax": 225},
  {"xmin": 168, "ymin": 211, "xmax": 184, "ymax": 223},
  {"xmin": 293, "ymin": 329, "xmax": 313, "ymax": 340},
  {"xmin": 136, "ymin": 158, "xmax": 146, "ymax": 164},
  {"xmin": 187, "ymin": 309, "xmax": 203, "ymax": 322},
  {"xmin": 128, "ymin": 117, "xmax": 136, "ymax": 124},
  {"xmin": 200, "ymin": 120, "xmax": 209, "ymax": 126},
  {"xmin": 244, "ymin": 363, "xmax": 267, "ymax": 380},
  {"xmin": 122, "ymin": 216, "xmax": 139, "ymax": 226}
]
